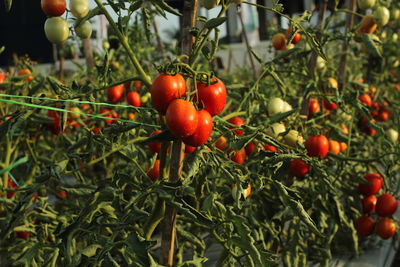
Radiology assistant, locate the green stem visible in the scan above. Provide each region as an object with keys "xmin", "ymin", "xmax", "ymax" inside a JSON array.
[
  {"xmin": 329, "ymin": 152, "xmax": 399, "ymax": 162},
  {"xmin": 3, "ymin": 139, "xmax": 11, "ymax": 188},
  {"xmin": 93, "ymin": 0, "xmax": 152, "ymax": 87}
]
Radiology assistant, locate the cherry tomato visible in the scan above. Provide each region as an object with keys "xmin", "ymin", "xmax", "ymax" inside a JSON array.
[
  {"xmin": 339, "ymin": 125, "xmax": 349, "ymax": 135},
  {"xmin": 16, "ymin": 232, "xmax": 30, "ymax": 240},
  {"xmin": 228, "ymin": 116, "xmax": 245, "ymax": 136},
  {"xmin": 182, "ymin": 109, "xmax": 213, "ymax": 147},
  {"xmin": 151, "ymin": 74, "xmax": 186, "ymax": 114},
  {"xmin": 387, "ymin": 129, "xmax": 398, "ymax": 143},
  {"xmin": 323, "ymin": 100, "xmax": 338, "ymax": 110},
  {"xmin": 245, "ymin": 142, "xmax": 256, "ymax": 155},
  {"xmin": 374, "ymin": 6, "xmax": 390, "ymax": 26},
  {"xmin": 339, "ymin": 142, "xmax": 347, "ymax": 153},
  {"xmin": 48, "ymin": 110, "xmax": 61, "ymax": 135},
  {"xmin": 147, "ymin": 160, "xmax": 160, "ymax": 182},
  {"xmin": 166, "ymin": 99, "xmax": 198, "ymax": 138},
  {"xmin": 107, "ymin": 84, "xmax": 124, "ymax": 104},
  {"xmin": 376, "ymin": 193, "xmax": 398, "ymax": 217},
  {"xmin": 357, "ymin": 0, "xmax": 376, "ymax": 10},
  {"xmin": 286, "ymin": 27, "xmax": 301, "ymax": 44},
  {"xmin": 268, "ymin": 97, "xmax": 292, "ymax": 115},
  {"xmin": 148, "ymin": 130, "xmax": 162, "ymax": 154},
  {"xmin": 75, "ymin": 20, "xmax": 92, "ymax": 39},
  {"xmin": 41, "ymin": 0, "xmax": 66, "ymax": 16},
  {"xmin": 58, "ymin": 190, "xmax": 67, "ymax": 198},
  {"xmin": 305, "ymin": 135, "xmax": 329, "ymax": 158},
  {"xmin": 376, "ymin": 217, "xmax": 396, "ymax": 240},
  {"xmin": 126, "ymin": 91, "xmax": 141, "ymax": 107},
  {"xmin": 185, "ymin": 145, "xmax": 197, "ymax": 154},
  {"xmin": 362, "ymin": 195, "xmax": 377, "ymax": 213},
  {"xmin": 328, "ymin": 139, "xmax": 340, "ymax": 155},
  {"xmin": 378, "ymin": 109, "xmax": 389, "ymax": 122},
  {"xmin": 70, "ymin": 0, "xmax": 90, "ymax": 18},
  {"xmin": 308, "ymin": 98, "xmax": 320, "ymax": 115},
  {"xmin": 133, "ymin": 80, "xmax": 143, "ymax": 90},
  {"xmin": 290, "ymin": 159, "xmax": 310, "ymax": 178},
  {"xmin": 358, "ymin": 173, "xmax": 383, "ymax": 196},
  {"xmin": 92, "ymin": 127, "xmax": 102, "ymax": 134},
  {"xmin": 196, "ymin": 78, "xmax": 227, "ymax": 116},
  {"xmin": 100, "ymin": 109, "xmax": 117, "ymax": 125},
  {"xmin": 0, "ymin": 72, "xmax": 5, "ymax": 83},
  {"xmin": 18, "ymin": 69, "xmax": 33, "ymax": 81},
  {"xmin": 272, "ymin": 33, "xmax": 287, "ymax": 50},
  {"xmin": 228, "ymin": 148, "xmax": 246, "ymax": 164},
  {"xmin": 264, "ymin": 144, "xmax": 278, "ymax": 152},
  {"xmin": 44, "ymin": 17, "xmax": 69, "ymax": 44},
  {"xmin": 215, "ymin": 136, "xmax": 227, "ymax": 151},
  {"xmin": 355, "ymin": 216, "xmax": 375, "ymax": 237},
  {"xmin": 358, "ymin": 93, "xmax": 372, "ymax": 106}
]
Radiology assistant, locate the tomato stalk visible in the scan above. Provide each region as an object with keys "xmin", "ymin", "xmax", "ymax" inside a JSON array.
[
  {"xmin": 93, "ymin": 0, "xmax": 152, "ymax": 87},
  {"xmin": 2, "ymin": 138, "xmax": 12, "ymax": 188},
  {"xmin": 237, "ymin": 5, "xmax": 257, "ymax": 78}
]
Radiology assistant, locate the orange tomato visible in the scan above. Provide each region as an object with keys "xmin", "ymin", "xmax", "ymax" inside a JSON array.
[{"xmin": 328, "ymin": 139, "xmax": 341, "ymax": 155}]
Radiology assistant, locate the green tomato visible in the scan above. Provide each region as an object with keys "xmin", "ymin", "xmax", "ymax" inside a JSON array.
[
  {"xmin": 44, "ymin": 17, "xmax": 69, "ymax": 44},
  {"xmin": 374, "ymin": 6, "xmax": 390, "ymax": 26},
  {"xmin": 284, "ymin": 130, "xmax": 304, "ymax": 147},
  {"xmin": 70, "ymin": 0, "xmax": 90, "ymax": 19},
  {"xmin": 203, "ymin": 0, "xmax": 220, "ymax": 10},
  {"xmin": 102, "ymin": 40, "xmax": 110, "ymax": 50},
  {"xmin": 387, "ymin": 129, "xmax": 398, "ymax": 143},
  {"xmin": 141, "ymin": 92, "xmax": 151, "ymax": 104},
  {"xmin": 266, "ymin": 123, "xmax": 286, "ymax": 139},
  {"xmin": 391, "ymin": 9, "xmax": 400, "ymax": 21},
  {"xmin": 357, "ymin": 0, "xmax": 375, "ymax": 10},
  {"xmin": 75, "ymin": 20, "xmax": 92, "ymax": 39},
  {"xmin": 267, "ymin": 97, "xmax": 285, "ymax": 115}
]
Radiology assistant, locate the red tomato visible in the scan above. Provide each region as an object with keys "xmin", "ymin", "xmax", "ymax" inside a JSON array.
[
  {"xmin": 376, "ymin": 193, "xmax": 398, "ymax": 217},
  {"xmin": 290, "ymin": 159, "xmax": 310, "ymax": 177},
  {"xmin": 16, "ymin": 232, "xmax": 30, "ymax": 240},
  {"xmin": 58, "ymin": 190, "xmax": 67, "ymax": 198},
  {"xmin": 166, "ymin": 99, "xmax": 198, "ymax": 138},
  {"xmin": 323, "ymin": 100, "xmax": 338, "ymax": 110},
  {"xmin": 47, "ymin": 110, "xmax": 61, "ymax": 135},
  {"xmin": 228, "ymin": 148, "xmax": 246, "ymax": 164},
  {"xmin": 107, "ymin": 84, "xmax": 124, "ymax": 104},
  {"xmin": 184, "ymin": 145, "xmax": 196, "ymax": 154},
  {"xmin": 151, "ymin": 74, "xmax": 186, "ymax": 114},
  {"xmin": 41, "ymin": 0, "xmax": 66, "ymax": 16},
  {"xmin": 92, "ymin": 127, "xmax": 102, "ymax": 134},
  {"xmin": 358, "ymin": 173, "xmax": 383, "ymax": 196},
  {"xmin": 355, "ymin": 216, "xmax": 375, "ymax": 237},
  {"xmin": 148, "ymin": 130, "xmax": 162, "ymax": 154},
  {"xmin": 195, "ymin": 78, "xmax": 227, "ymax": 116},
  {"xmin": 245, "ymin": 142, "xmax": 256, "ymax": 155},
  {"xmin": 376, "ymin": 217, "xmax": 396, "ymax": 240},
  {"xmin": 0, "ymin": 72, "xmax": 5, "ymax": 83},
  {"xmin": 371, "ymin": 110, "xmax": 379, "ymax": 120},
  {"xmin": 215, "ymin": 136, "xmax": 227, "ymax": 151},
  {"xmin": 291, "ymin": 32, "xmax": 301, "ymax": 44},
  {"xmin": 126, "ymin": 91, "xmax": 141, "ymax": 107},
  {"xmin": 358, "ymin": 93, "xmax": 372, "ymax": 106},
  {"xmin": 378, "ymin": 109, "xmax": 390, "ymax": 122},
  {"xmin": 228, "ymin": 116, "xmax": 245, "ymax": 136},
  {"xmin": 147, "ymin": 160, "xmax": 160, "ymax": 182},
  {"xmin": 305, "ymin": 135, "xmax": 329, "ymax": 158},
  {"xmin": 182, "ymin": 109, "xmax": 213, "ymax": 147},
  {"xmin": 264, "ymin": 144, "xmax": 278, "ymax": 152},
  {"xmin": 133, "ymin": 80, "xmax": 143, "ymax": 90},
  {"xmin": 18, "ymin": 69, "xmax": 33, "ymax": 81},
  {"xmin": 339, "ymin": 142, "xmax": 347, "ymax": 152},
  {"xmin": 371, "ymin": 101, "xmax": 379, "ymax": 110},
  {"xmin": 308, "ymin": 98, "xmax": 320, "ymax": 115},
  {"xmin": 100, "ymin": 109, "xmax": 117, "ymax": 125},
  {"xmin": 362, "ymin": 195, "xmax": 377, "ymax": 214},
  {"xmin": 7, "ymin": 177, "xmax": 18, "ymax": 198}
]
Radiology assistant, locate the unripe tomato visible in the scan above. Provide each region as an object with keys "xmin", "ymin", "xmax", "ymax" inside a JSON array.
[
  {"xmin": 328, "ymin": 139, "xmax": 340, "ymax": 155},
  {"xmin": 228, "ymin": 148, "xmax": 246, "ymax": 164},
  {"xmin": 148, "ymin": 130, "xmax": 162, "ymax": 154},
  {"xmin": 326, "ymin": 77, "xmax": 338, "ymax": 89},
  {"xmin": 358, "ymin": 173, "xmax": 383, "ymax": 196},
  {"xmin": 196, "ymin": 78, "xmax": 227, "ymax": 116},
  {"xmin": 266, "ymin": 123, "xmax": 286, "ymax": 139},
  {"xmin": 185, "ymin": 145, "xmax": 196, "ymax": 154},
  {"xmin": 41, "ymin": 0, "xmax": 66, "ymax": 16},
  {"xmin": 166, "ymin": 99, "xmax": 198, "ymax": 138},
  {"xmin": 228, "ymin": 116, "xmax": 245, "ymax": 136},
  {"xmin": 264, "ymin": 144, "xmax": 278, "ymax": 152},
  {"xmin": 75, "ymin": 20, "xmax": 92, "ymax": 39},
  {"xmin": 141, "ymin": 92, "xmax": 151, "ymax": 104},
  {"xmin": 107, "ymin": 84, "xmax": 124, "ymax": 104},
  {"xmin": 231, "ymin": 183, "xmax": 251, "ymax": 199},
  {"xmin": 245, "ymin": 142, "xmax": 256, "ymax": 155},
  {"xmin": 268, "ymin": 97, "xmax": 289, "ymax": 115},
  {"xmin": 215, "ymin": 136, "xmax": 227, "ymax": 151},
  {"xmin": 358, "ymin": 93, "xmax": 372, "ymax": 106},
  {"xmin": 305, "ymin": 135, "xmax": 329, "ymax": 158},
  {"xmin": 374, "ymin": 6, "xmax": 390, "ymax": 26},
  {"xmin": 70, "ymin": 0, "xmax": 90, "ymax": 18},
  {"xmin": 376, "ymin": 217, "xmax": 396, "ymax": 240},
  {"xmin": 151, "ymin": 74, "xmax": 186, "ymax": 114},
  {"xmin": 18, "ymin": 69, "xmax": 33, "ymax": 81},
  {"xmin": 203, "ymin": 0, "xmax": 220, "ymax": 10},
  {"xmin": 387, "ymin": 128, "xmax": 398, "ymax": 143},
  {"xmin": 284, "ymin": 130, "xmax": 304, "ymax": 147},
  {"xmin": 272, "ymin": 33, "xmax": 287, "ymax": 50},
  {"xmin": 182, "ymin": 109, "xmax": 213, "ymax": 147},
  {"xmin": 290, "ymin": 159, "xmax": 310, "ymax": 178},
  {"xmin": 378, "ymin": 109, "xmax": 389, "ymax": 122},
  {"xmin": 355, "ymin": 216, "xmax": 375, "ymax": 237},
  {"xmin": 376, "ymin": 193, "xmax": 398, "ymax": 217},
  {"xmin": 69, "ymin": 107, "xmax": 81, "ymax": 120},
  {"xmin": 391, "ymin": 9, "xmax": 400, "ymax": 21},
  {"xmin": 339, "ymin": 142, "xmax": 347, "ymax": 153},
  {"xmin": 316, "ymin": 56, "xmax": 326, "ymax": 69},
  {"xmin": 362, "ymin": 195, "xmax": 377, "ymax": 214},
  {"xmin": 147, "ymin": 160, "xmax": 160, "ymax": 182},
  {"xmin": 126, "ymin": 91, "xmax": 141, "ymax": 107},
  {"xmin": 357, "ymin": 14, "xmax": 377, "ymax": 34},
  {"xmin": 44, "ymin": 17, "xmax": 69, "ymax": 44},
  {"xmin": 308, "ymin": 98, "xmax": 320, "ymax": 115},
  {"xmin": 357, "ymin": 0, "xmax": 375, "ymax": 10}
]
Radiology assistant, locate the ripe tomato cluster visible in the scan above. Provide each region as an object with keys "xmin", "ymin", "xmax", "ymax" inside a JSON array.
[{"xmin": 356, "ymin": 173, "xmax": 398, "ymax": 239}]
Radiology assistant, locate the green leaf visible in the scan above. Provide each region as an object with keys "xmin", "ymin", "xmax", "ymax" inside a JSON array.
[
  {"xmin": 204, "ymin": 17, "xmax": 227, "ymax": 29},
  {"xmin": 361, "ymin": 33, "xmax": 382, "ymax": 58},
  {"xmin": 151, "ymin": 0, "xmax": 182, "ymax": 16}
]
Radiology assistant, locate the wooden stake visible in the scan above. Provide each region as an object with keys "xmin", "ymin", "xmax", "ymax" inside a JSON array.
[
  {"xmin": 237, "ymin": 6, "xmax": 257, "ymax": 78},
  {"xmin": 83, "ymin": 38, "xmax": 95, "ymax": 70}
]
